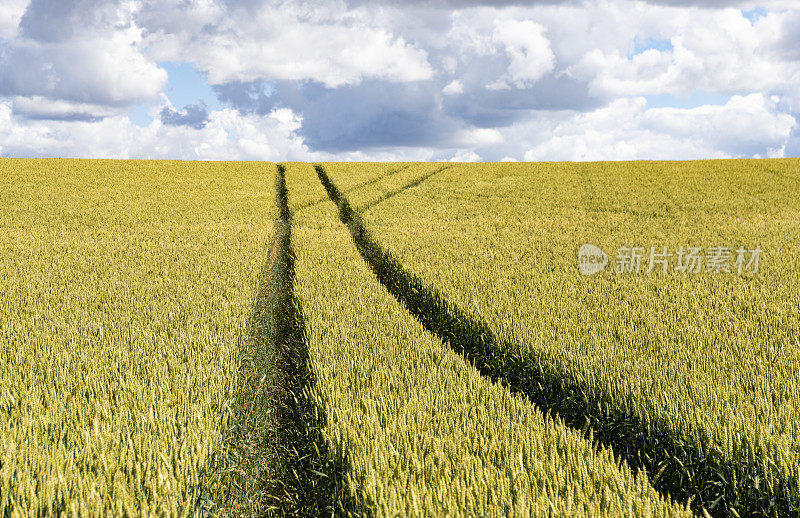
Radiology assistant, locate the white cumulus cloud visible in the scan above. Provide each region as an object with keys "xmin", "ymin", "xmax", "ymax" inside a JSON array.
[
  {"xmin": 0, "ymin": 101, "xmax": 310, "ymax": 161},
  {"xmin": 563, "ymin": 7, "xmax": 798, "ymax": 97},
  {"xmin": 487, "ymin": 19, "xmax": 555, "ymax": 90},
  {"xmin": 1, "ymin": 0, "xmax": 800, "ymax": 160},
  {"xmin": 0, "ymin": 2, "xmax": 166, "ymax": 120},
  {"xmin": 522, "ymin": 94, "xmax": 796, "ymax": 161},
  {"xmin": 443, "ymin": 80, "xmax": 464, "ymax": 95},
  {"xmin": 142, "ymin": 2, "xmax": 433, "ymax": 87},
  {"xmin": 0, "ymin": 0, "xmax": 28, "ymax": 39}
]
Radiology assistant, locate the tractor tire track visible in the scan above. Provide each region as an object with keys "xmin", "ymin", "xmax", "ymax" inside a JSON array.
[
  {"xmin": 314, "ymin": 164, "xmax": 798, "ymax": 518},
  {"xmin": 216, "ymin": 165, "xmax": 363, "ymax": 517},
  {"xmin": 294, "ymin": 164, "xmax": 411, "ymax": 214},
  {"xmin": 357, "ymin": 165, "xmax": 453, "ymax": 213}
]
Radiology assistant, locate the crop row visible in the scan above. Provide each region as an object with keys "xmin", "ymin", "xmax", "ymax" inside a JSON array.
[
  {"xmin": 285, "ymin": 162, "xmax": 688, "ymax": 516},
  {"xmin": 4, "ymin": 157, "xmax": 795, "ymax": 516},
  {"xmin": 320, "ymin": 159, "xmax": 800, "ymax": 517},
  {"xmin": 0, "ymin": 159, "xmax": 274, "ymax": 515}
]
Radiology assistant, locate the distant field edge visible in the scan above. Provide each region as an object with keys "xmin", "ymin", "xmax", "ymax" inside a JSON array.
[{"xmin": 313, "ymin": 163, "xmax": 799, "ymax": 518}]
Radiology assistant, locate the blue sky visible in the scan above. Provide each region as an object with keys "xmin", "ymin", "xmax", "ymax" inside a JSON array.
[
  {"xmin": 0, "ymin": 0, "xmax": 798, "ymax": 161},
  {"xmin": 129, "ymin": 62, "xmax": 223, "ymax": 127}
]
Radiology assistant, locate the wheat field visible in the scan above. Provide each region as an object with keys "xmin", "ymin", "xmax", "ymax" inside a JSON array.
[{"xmin": 1, "ymin": 158, "xmax": 797, "ymax": 517}]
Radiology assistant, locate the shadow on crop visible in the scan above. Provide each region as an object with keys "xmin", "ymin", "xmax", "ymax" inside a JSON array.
[
  {"xmin": 314, "ymin": 163, "xmax": 797, "ymax": 518},
  {"xmin": 357, "ymin": 165, "xmax": 451, "ymax": 213},
  {"xmin": 208, "ymin": 165, "xmax": 366, "ymax": 517}
]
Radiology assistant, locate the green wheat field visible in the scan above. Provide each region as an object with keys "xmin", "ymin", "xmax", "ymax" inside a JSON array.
[{"xmin": 1, "ymin": 158, "xmax": 798, "ymax": 517}]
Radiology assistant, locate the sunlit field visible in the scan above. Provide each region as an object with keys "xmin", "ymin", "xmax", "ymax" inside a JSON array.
[{"xmin": 1, "ymin": 158, "xmax": 797, "ymax": 517}]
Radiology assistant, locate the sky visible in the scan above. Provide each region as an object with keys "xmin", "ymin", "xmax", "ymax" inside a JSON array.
[{"xmin": 0, "ymin": 0, "xmax": 799, "ymax": 162}]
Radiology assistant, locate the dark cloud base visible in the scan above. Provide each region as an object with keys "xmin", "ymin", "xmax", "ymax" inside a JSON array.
[
  {"xmin": 160, "ymin": 103, "xmax": 209, "ymax": 129},
  {"xmin": 215, "ymin": 75, "xmax": 602, "ymax": 153}
]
